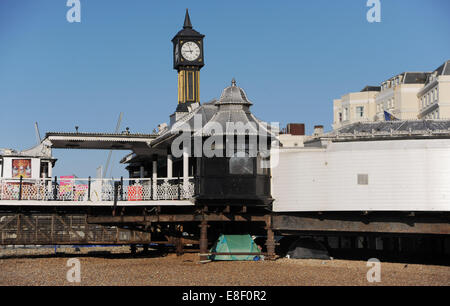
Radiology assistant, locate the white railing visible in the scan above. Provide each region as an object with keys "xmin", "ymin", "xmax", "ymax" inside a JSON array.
[{"xmin": 0, "ymin": 177, "xmax": 195, "ymax": 202}]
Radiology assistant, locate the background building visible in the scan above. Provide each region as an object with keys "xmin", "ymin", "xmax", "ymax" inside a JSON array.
[
  {"xmin": 418, "ymin": 60, "xmax": 450, "ymax": 119},
  {"xmin": 375, "ymin": 72, "xmax": 430, "ymax": 121},
  {"xmin": 333, "ymin": 60, "xmax": 450, "ymax": 130},
  {"xmin": 333, "ymin": 86, "xmax": 379, "ymax": 130},
  {"xmin": 278, "ymin": 123, "xmax": 309, "ymax": 147}
]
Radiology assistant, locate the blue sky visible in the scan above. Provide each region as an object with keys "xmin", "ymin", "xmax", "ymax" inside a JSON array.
[{"xmin": 0, "ymin": 0, "xmax": 449, "ymax": 178}]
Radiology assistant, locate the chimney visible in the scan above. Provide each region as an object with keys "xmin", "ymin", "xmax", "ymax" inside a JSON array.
[
  {"xmin": 286, "ymin": 123, "xmax": 305, "ymax": 136},
  {"xmin": 313, "ymin": 125, "xmax": 324, "ymax": 136}
]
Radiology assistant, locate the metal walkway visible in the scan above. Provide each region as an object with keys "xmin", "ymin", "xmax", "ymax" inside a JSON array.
[{"xmin": 0, "ymin": 213, "xmax": 152, "ymax": 245}]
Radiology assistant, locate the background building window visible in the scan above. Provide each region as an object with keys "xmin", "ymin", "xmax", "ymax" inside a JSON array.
[
  {"xmin": 343, "ymin": 107, "xmax": 349, "ymax": 121},
  {"xmin": 356, "ymin": 106, "xmax": 364, "ymax": 118}
]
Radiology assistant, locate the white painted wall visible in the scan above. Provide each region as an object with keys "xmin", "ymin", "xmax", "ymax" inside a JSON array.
[
  {"xmin": 2, "ymin": 158, "xmax": 12, "ymax": 179},
  {"xmin": 271, "ymin": 139, "xmax": 450, "ymax": 212}
]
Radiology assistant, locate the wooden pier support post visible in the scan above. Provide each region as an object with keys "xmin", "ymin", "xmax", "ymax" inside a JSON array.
[
  {"xmin": 130, "ymin": 244, "xmax": 137, "ymax": 255},
  {"xmin": 174, "ymin": 225, "xmax": 184, "ymax": 256},
  {"xmin": 199, "ymin": 219, "xmax": 208, "ymax": 262},
  {"xmin": 175, "ymin": 237, "xmax": 184, "ymax": 256},
  {"xmin": 266, "ymin": 214, "xmax": 276, "ymax": 260}
]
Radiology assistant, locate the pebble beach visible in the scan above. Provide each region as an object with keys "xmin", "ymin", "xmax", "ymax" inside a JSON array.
[{"xmin": 0, "ymin": 247, "xmax": 449, "ymax": 286}]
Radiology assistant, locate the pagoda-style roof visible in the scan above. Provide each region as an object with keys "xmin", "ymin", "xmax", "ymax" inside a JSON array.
[
  {"xmin": 150, "ymin": 79, "xmax": 278, "ymax": 150},
  {"xmin": 193, "ymin": 79, "xmax": 277, "ymax": 137},
  {"xmin": 0, "ymin": 140, "xmax": 53, "ymax": 159},
  {"xmin": 150, "ymin": 101, "xmax": 218, "ymax": 148}
]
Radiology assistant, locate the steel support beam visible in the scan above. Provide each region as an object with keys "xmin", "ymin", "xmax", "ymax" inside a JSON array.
[
  {"xmin": 87, "ymin": 213, "xmax": 267, "ymax": 224},
  {"xmin": 0, "ymin": 213, "xmax": 152, "ymax": 245},
  {"xmin": 272, "ymin": 213, "xmax": 450, "ymax": 235}
]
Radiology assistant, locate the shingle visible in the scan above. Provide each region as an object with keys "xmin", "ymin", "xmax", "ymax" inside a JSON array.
[
  {"xmin": 329, "ymin": 120, "xmax": 450, "ymax": 139},
  {"xmin": 403, "ymin": 72, "xmax": 430, "ymax": 84}
]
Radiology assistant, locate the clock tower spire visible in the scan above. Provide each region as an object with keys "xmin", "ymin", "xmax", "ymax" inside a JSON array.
[
  {"xmin": 172, "ymin": 9, "xmax": 205, "ymax": 112},
  {"xmin": 183, "ymin": 8, "xmax": 192, "ymax": 29}
]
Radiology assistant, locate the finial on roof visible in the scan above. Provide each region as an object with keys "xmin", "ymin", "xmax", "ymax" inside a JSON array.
[
  {"xmin": 183, "ymin": 9, "xmax": 192, "ymax": 29},
  {"xmin": 231, "ymin": 78, "xmax": 236, "ymax": 87}
]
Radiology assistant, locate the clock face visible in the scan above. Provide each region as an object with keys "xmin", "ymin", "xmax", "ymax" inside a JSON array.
[{"xmin": 181, "ymin": 41, "xmax": 200, "ymax": 61}]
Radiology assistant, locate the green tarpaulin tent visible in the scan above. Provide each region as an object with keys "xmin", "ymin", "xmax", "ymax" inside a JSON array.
[{"xmin": 209, "ymin": 234, "xmax": 261, "ymax": 261}]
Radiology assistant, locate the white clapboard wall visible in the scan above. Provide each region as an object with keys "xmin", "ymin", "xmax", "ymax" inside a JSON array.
[{"xmin": 271, "ymin": 139, "xmax": 450, "ymax": 212}]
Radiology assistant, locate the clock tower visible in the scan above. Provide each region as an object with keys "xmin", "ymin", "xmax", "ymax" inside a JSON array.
[{"xmin": 172, "ymin": 9, "xmax": 205, "ymax": 112}]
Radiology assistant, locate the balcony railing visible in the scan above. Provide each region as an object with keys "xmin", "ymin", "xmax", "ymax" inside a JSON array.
[{"xmin": 0, "ymin": 177, "xmax": 195, "ymax": 202}]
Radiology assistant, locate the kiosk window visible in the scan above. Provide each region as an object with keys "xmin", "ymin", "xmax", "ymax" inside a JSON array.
[{"xmin": 229, "ymin": 156, "xmax": 253, "ymax": 175}]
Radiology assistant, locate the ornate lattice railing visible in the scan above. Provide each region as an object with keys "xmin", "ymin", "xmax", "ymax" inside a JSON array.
[{"xmin": 0, "ymin": 177, "xmax": 195, "ymax": 202}]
